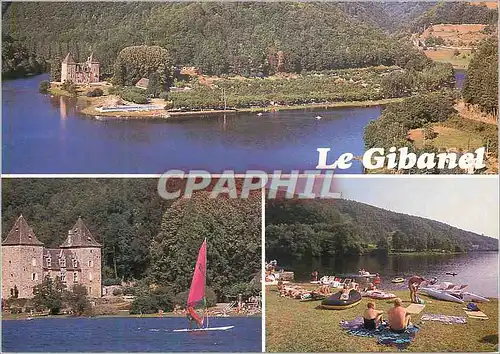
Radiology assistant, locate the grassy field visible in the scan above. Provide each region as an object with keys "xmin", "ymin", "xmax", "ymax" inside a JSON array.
[
  {"xmin": 423, "ymin": 48, "xmax": 472, "ymax": 69},
  {"xmin": 266, "ymin": 286, "xmax": 498, "ymax": 352},
  {"xmin": 409, "ymin": 125, "xmax": 484, "ymax": 150}
]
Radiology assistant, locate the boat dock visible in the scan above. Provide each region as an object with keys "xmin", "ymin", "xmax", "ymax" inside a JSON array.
[{"xmin": 96, "ymin": 104, "xmax": 165, "ymax": 113}]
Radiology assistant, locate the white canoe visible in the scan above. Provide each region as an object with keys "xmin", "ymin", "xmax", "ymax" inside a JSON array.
[
  {"xmin": 173, "ymin": 325, "xmax": 234, "ymax": 332},
  {"xmin": 444, "ymin": 291, "xmax": 490, "ymax": 303},
  {"xmin": 420, "ymin": 287, "xmax": 464, "ymax": 303}
]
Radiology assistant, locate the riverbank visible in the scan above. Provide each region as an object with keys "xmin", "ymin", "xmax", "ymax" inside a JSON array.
[
  {"xmin": 77, "ymin": 97, "xmax": 404, "ymax": 120},
  {"xmin": 2, "ymin": 310, "xmax": 261, "ymax": 321},
  {"xmin": 266, "ymin": 286, "xmax": 498, "ymax": 352}
]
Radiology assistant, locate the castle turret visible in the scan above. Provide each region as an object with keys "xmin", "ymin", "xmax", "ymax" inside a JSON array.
[
  {"xmin": 2, "ymin": 215, "xmax": 44, "ymax": 299},
  {"xmin": 87, "ymin": 53, "xmax": 100, "ymax": 83},
  {"xmin": 61, "ymin": 52, "xmax": 76, "ymax": 83},
  {"xmin": 60, "ymin": 217, "xmax": 102, "ymax": 297}
]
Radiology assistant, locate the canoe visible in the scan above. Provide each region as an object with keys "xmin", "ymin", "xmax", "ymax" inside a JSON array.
[
  {"xmin": 445, "ymin": 291, "xmax": 489, "ymax": 303},
  {"xmin": 321, "ymin": 290, "xmax": 362, "ymax": 310},
  {"xmin": 363, "ymin": 290, "xmax": 397, "ymax": 299},
  {"xmin": 446, "ymin": 272, "xmax": 458, "ymax": 276},
  {"xmin": 392, "ymin": 277, "xmax": 405, "ymax": 283},
  {"xmin": 420, "ymin": 287, "xmax": 464, "ymax": 303}
]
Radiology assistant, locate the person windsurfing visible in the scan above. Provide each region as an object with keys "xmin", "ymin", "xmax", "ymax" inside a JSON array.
[{"xmin": 186, "ymin": 305, "xmax": 204, "ymax": 329}]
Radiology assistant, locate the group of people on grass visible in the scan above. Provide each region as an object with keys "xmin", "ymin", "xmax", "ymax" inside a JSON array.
[{"xmin": 362, "ymin": 298, "xmax": 411, "ymax": 333}]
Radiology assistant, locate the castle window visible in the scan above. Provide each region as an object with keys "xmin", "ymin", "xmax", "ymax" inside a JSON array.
[
  {"xmin": 9, "ymin": 260, "xmax": 11, "ymax": 264},
  {"xmin": 10, "ymin": 274, "xmax": 13, "ymax": 277},
  {"xmin": 59, "ymin": 272, "xmax": 66, "ymax": 282},
  {"xmin": 47, "ymin": 257, "xmax": 51, "ymax": 268},
  {"xmin": 89, "ymin": 273, "xmax": 93, "ymax": 281},
  {"xmin": 73, "ymin": 259, "xmax": 78, "ymax": 268},
  {"xmin": 32, "ymin": 258, "xmax": 37, "ymax": 266},
  {"xmin": 32, "ymin": 273, "xmax": 38, "ymax": 281},
  {"xmin": 88, "ymin": 287, "xmax": 92, "ymax": 295},
  {"xmin": 73, "ymin": 272, "xmax": 78, "ymax": 283},
  {"xmin": 88, "ymin": 260, "xmax": 93, "ymax": 267},
  {"xmin": 60, "ymin": 258, "xmax": 66, "ymax": 268}
]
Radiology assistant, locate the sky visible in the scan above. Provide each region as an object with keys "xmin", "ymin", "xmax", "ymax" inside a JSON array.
[{"xmin": 335, "ymin": 176, "xmax": 499, "ymax": 239}]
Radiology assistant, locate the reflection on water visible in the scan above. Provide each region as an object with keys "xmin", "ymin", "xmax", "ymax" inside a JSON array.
[
  {"xmin": 281, "ymin": 251, "xmax": 498, "ymax": 297},
  {"xmin": 2, "ymin": 75, "xmax": 379, "ymax": 174}
]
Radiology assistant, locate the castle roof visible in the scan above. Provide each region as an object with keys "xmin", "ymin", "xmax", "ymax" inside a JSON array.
[
  {"xmin": 43, "ymin": 249, "xmax": 81, "ymax": 270},
  {"xmin": 62, "ymin": 53, "xmax": 76, "ymax": 64},
  {"xmin": 2, "ymin": 215, "xmax": 44, "ymax": 246},
  {"xmin": 60, "ymin": 217, "xmax": 101, "ymax": 248}
]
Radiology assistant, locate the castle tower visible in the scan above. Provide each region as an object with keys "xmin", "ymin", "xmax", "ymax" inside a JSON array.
[
  {"xmin": 87, "ymin": 53, "xmax": 100, "ymax": 83},
  {"xmin": 2, "ymin": 215, "xmax": 44, "ymax": 299},
  {"xmin": 60, "ymin": 217, "xmax": 102, "ymax": 297},
  {"xmin": 61, "ymin": 53, "xmax": 76, "ymax": 83}
]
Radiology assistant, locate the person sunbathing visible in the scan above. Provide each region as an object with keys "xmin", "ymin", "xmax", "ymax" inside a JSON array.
[
  {"xmin": 363, "ymin": 301, "xmax": 384, "ymax": 330},
  {"xmin": 340, "ymin": 284, "xmax": 350, "ymax": 300},
  {"xmin": 388, "ymin": 298, "xmax": 411, "ymax": 333}
]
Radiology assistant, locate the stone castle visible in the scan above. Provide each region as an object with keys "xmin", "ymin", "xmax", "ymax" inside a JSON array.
[
  {"xmin": 61, "ymin": 52, "xmax": 100, "ymax": 84},
  {"xmin": 2, "ymin": 215, "xmax": 102, "ymax": 299}
]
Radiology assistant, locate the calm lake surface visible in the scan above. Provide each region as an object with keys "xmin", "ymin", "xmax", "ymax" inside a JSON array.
[
  {"xmin": 2, "ymin": 75, "xmax": 377, "ymax": 174},
  {"xmin": 1, "ymin": 317, "xmax": 261, "ymax": 352},
  {"xmin": 280, "ymin": 251, "xmax": 498, "ymax": 298}
]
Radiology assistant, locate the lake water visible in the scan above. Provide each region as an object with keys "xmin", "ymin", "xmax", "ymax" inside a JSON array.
[
  {"xmin": 2, "ymin": 75, "xmax": 377, "ymax": 174},
  {"xmin": 1, "ymin": 316, "xmax": 261, "ymax": 352},
  {"xmin": 278, "ymin": 251, "xmax": 498, "ymax": 298}
]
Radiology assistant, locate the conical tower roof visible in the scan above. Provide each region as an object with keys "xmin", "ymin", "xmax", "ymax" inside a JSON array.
[
  {"xmin": 2, "ymin": 215, "xmax": 44, "ymax": 246},
  {"xmin": 62, "ymin": 52, "xmax": 76, "ymax": 64},
  {"xmin": 60, "ymin": 217, "xmax": 101, "ymax": 248}
]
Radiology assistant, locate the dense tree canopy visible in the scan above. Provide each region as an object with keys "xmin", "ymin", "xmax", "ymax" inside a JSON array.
[
  {"xmin": 149, "ymin": 191, "xmax": 261, "ymax": 298},
  {"xmin": 462, "ymin": 38, "xmax": 498, "ymax": 115},
  {"xmin": 112, "ymin": 45, "xmax": 173, "ymax": 87},
  {"xmin": 3, "ymin": 2, "xmax": 434, "ymax": 77},
  {"xmin": 266, "ymin": 199, "xmax": 498, "ymax": 263},
  {"xmin": 2, "ymin": 35, "xmax": 45, "ymax": 79}
]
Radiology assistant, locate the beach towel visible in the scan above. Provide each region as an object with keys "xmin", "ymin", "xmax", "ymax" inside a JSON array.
[
  {"xmin": 421, "ymin": 314, "xmax": 467, "ymax": 324},
  {"xmin": 464, "ymin": 310, "xmax": 488, "ymax": 320},
  {"xmin": 406, "ymin": 304, "xmax": 425, "ymax": 314},
  {"xmin": 340, "ymin": 317, "xmax": 419, "ymax": 350}
]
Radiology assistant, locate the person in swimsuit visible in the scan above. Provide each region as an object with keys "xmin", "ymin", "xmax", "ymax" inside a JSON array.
[
  {"xmin": 408, "ymin": 275, "xmax": 426, "ymax": 303},
  {"xmin": 340, "ymin": 284, "xmax": 350, "ymax": 300},
  {"xmin": 363, "ymin": 301, "xmax": 384, "ymax": 330},
  {"xmin": 388, "ymin": 298, "xmax": 411, "ymax": 333}
]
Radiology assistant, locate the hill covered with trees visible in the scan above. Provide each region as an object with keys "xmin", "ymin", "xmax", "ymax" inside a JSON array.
[
  {"xmin": 2, "ymin": 2, "xmax": 432, "ymax": 77},
  {"xmin": 1, "ymin": 179, "xmax": 261, "ymax": 300},
  {"xmin": 266, "ymin": 199, "xmax": 498, "ymax": 262}
]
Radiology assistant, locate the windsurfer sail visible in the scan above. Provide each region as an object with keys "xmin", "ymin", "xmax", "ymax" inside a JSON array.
[{"xmin": 186, "ymin": 238, "xmax": 207, "ymax": 328}]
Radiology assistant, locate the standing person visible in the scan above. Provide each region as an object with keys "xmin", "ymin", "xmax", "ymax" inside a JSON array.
[
  {"xmin": 186, "ymin": 305, "xmax": 203, "ymax": 329},
  {"xmin": 408, "ymin": 275, "xmax": 426, "ymax": 303},
  {"xmin": 373, "ymin": 273, "xmax": 381, "ymax": 289},
  {"xmin": 388, "ymin": 298, "xmax": 411, "ymax": 333},
  {"xmin": 311, "ymin": 270, "xmax": 318, "ymax": 282}
]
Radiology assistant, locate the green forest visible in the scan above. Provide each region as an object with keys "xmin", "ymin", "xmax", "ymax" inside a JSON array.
[
  {"xmin": 265, "ymin": 199, "xmax": 498, "ymax": 262},
  {"xmin": 0, "ymin": 2, "xmax": 450, "ymax": 77},
  {"xmin": 1, "ymin": 179, "xmax": 261, "ymax": 301}
]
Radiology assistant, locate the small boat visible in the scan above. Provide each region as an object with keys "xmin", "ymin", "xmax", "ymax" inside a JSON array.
[
  {"xmin": 321, "ymin": 290, "xmax": 362, "ymax": 310},
  {"xmin": 458, "ymin": 292, "xmax": 489, "ymax": 303},
  {"xmin": 392, "ymin": 277, "xmax": 405, "ymax": 283},
  {"xmin": 446, "ymin": 272, "xmax": 458, "ymax": 276},
  {"xmin": 420, "ymin": 287, "xmax": 464, "ymax": 303},
  {"xmin": 362, "ymin": 290, "xmax": 397, "ymax": 299},
  {"xmin": 315, "ymin": 115, "xmax": 322, "ymax": 120},
  {"xmin": 172, "ymin": 239, "xmax": 234, "ymax": 332},
  {"xmin": 257, "ymin": 112, "xmax": 263, "ymax": 116}
]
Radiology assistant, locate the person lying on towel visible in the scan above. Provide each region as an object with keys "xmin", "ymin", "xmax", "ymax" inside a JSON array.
[
  {"xmin": 363, "ymin": 301, "xmax": 384, "ymax": 330},
  {"xmin": 388, "ymin": 298, "xmax": 411, "ymax": 333}
]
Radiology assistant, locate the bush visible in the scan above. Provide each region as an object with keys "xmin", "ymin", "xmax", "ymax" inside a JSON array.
[
  {"xmin": 112, "ymin": 288, "xmax": 123, "ymax": 296},
  {"xmin": 39, "ymin": 80, "xmax": 50, "ymax": 94},
  {"xmin": 122, "ymin": 286, "xmax": 137, "ymax": 296},
  {"xmin": 120, "ymin": 87, "xmax": 148, "ymax": 104},
  {"xmin": 86, "ymin": 88, "xmax": 104, "ymax": 97},
  {"xmin": 129, "ymin": 286, "xmax": 175, "ymax": 314}
]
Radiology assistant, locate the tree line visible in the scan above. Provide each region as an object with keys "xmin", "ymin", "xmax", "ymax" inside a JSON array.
[{"xmin": 265, "ymin": 199, "xmax": 498, "ymax": 262}]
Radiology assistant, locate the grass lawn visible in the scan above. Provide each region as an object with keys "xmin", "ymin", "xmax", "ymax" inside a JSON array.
[
  {"xmin": 423, "ymin": 49, "xmax": 472, "ymax": 69},
  {"xmin": 266, "ymin": 286, "xmax": 498, "ymax": 352},
  {"xmin": 409, "ymin": 125, "xmax": 484, "ymax": 151}
]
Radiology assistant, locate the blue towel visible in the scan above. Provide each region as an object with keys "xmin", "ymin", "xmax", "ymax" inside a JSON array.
[{"xmin": 340, "ymin": 317, "xmax": 419, "ymax": 350}]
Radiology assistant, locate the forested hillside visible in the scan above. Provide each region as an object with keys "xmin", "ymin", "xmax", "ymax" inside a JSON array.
[
  {"xmin": 411, "ymin": 1, "xmax": 498, "ymax": 32},
  {"xmin": 266, "ymin": 199, "xmax": 498, "ymax": 261},
  {"xmin": 2, "ymin": 179, "xmax": 261, "ymax": 297},
  {"xmin": 2, "ymin": 2, "xmax": 429, "ymax": 76},
  {"xmin": 463, "ymin": 38, "xmax": 498, "ymax": 115}
]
